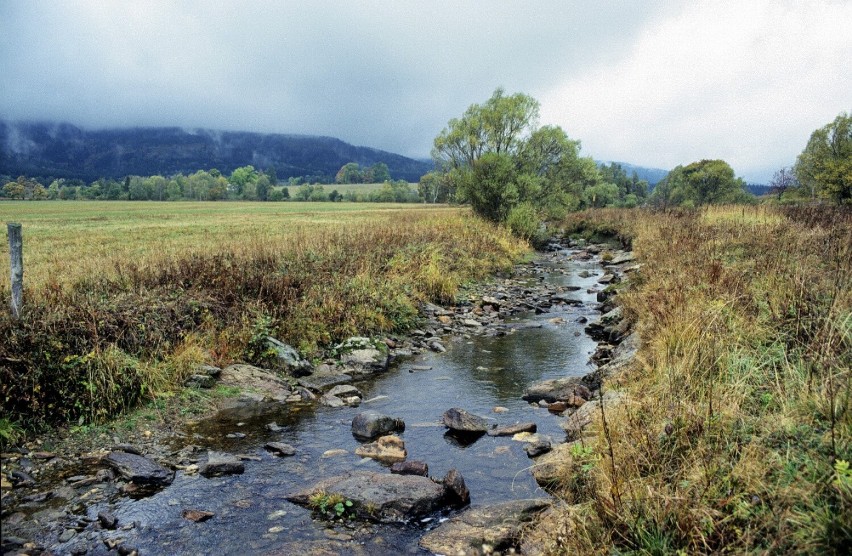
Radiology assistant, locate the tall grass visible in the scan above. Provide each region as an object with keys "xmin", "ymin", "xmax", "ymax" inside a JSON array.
[
  {"xmin": 532, "ymin": 205, "xmax": 851, "ymax": 554},
  {"xmin": 0, "ymin": 203, "xmax": 527, "ymax": 429}
]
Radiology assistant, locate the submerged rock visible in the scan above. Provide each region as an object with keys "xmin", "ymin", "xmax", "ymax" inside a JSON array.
[
  {"xmin": 286, "ymin": 471, "xmax": 447, "ymax": 522},
  {"xmin": 419, "ymin": 498, "xmax": 551, "ymax": 556},
  {"xmin": 104, "ymin": 451, "xmax": 174, "ymax": 487},
  {"xmin": 264, "ymin": 442, "xmax": 296, "ymax": 457},
  {"xmin": 351, "ymin": 411, "xmax": 406, "ymax": 440},
  {"xmin": 199, "ymin": 451, "xmax": 245, "ymax": 477}
]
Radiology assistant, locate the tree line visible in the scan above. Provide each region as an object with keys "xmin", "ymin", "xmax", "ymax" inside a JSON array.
[{"xmin": 1, "ymin": 165, "xmax": 422, "ymax": 203}]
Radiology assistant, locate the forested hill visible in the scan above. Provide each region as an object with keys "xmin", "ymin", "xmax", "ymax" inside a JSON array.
[{"xmin": 0, "ymin": 121, "xmax": 434, "ymax": 182}]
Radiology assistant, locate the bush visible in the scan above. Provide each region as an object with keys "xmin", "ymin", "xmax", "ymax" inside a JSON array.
[{"xmin": 506, "ymin": 202, "xmax": 545, "ymax": 246}]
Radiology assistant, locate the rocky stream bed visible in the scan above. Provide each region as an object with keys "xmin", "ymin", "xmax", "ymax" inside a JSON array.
[{"xmin": 2, "ymin": 240, "xmax": 639, "ymax": 556}]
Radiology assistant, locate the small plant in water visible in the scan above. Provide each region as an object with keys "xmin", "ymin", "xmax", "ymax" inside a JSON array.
[{"xmin": 308, "ymin": 491, "xmax": 355, "ymax": 519}]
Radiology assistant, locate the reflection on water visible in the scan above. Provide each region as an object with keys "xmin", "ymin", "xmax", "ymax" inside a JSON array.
[{"xmin": 103, "ymin": 251, "xmax": 601, "ymax": 554}]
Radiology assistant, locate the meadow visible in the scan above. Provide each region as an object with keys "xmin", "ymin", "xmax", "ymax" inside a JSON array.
[
  {"xmin": 529, "ymin": 205, "xmax": 851, "ymax": 554},
  {"xmin": 0, "ymin": 201, "xmax": 528, "ymax": 428}
]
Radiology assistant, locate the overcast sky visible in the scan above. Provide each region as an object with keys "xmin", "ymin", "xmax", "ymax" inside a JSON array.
[{"xmin": 1, "ymin": 1, "xmax": 850, "ymax": 182}]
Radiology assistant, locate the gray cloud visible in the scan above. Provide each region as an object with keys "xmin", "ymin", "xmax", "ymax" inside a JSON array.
[{"xmin": 2, "ymin": 1, "xmax": 848, "ymax": 182}]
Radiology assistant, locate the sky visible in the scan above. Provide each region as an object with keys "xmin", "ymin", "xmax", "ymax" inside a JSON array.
[{"xmin": 1, "ymin": 1, "xmax": 850, "ymax": 183}]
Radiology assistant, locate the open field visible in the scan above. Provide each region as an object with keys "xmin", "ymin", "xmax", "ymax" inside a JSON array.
[
  {"xmin": 0, "ymin": 200, "xmax": 433, "ymax": 288},
  {"xmin": 528, "ymin": 205, "xmax": 852, "ymax": 553},
  {"xmin": 1, "ymin": 201, "xmax": 527, "ymax": 428}
]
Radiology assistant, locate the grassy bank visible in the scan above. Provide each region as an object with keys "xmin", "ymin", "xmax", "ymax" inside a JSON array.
[
  {"xmin": 0, "ymin": 202, "xmax": 528, "ymax": 430},
  {"xmin": 531, "ymin": 205, "xmax": 851, "ymax": 553}
]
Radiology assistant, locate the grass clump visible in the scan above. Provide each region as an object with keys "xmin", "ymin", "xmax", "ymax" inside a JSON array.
[
  {"xmin": 528, "ymin": 205, "xmax": 851, "ymax": 554},
  {"xmin": 0, "ymin": 202, "xmax": 527, "ymax": 430}
]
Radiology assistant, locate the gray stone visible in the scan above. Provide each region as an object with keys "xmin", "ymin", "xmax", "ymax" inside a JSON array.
[
  {"xmin": 442, "ymin": 468, "xmax": 470, "ymax": 507},
  {"xmin": 286, "ymin": 471, "xmax": 447, "ymax": 523},
  {"xmin": 341, "ymin": 349, "xmax": 388, "ymax": 374},
  {"xmin": 442, "ymin": 408, "xmax": 491, "ymax": 433},
  {"xmin": 351, "ymin": 411, "xmax": 405, "ymax": 440},
  {"xmin": 58, "ymin": 529, "xmax": 76, "ymax": 543},
  {"xmin": 199, "ymin": 451, "xmax": 245, "ymax": 477},
  {"xmin": 597, "ymin": 273, "xmax": 615, "ymax": 284},
  {"xmin": 522, "ymin": 377, "xmax": 589, "ymax": 404},
  {"xmin": 390, "ymin": 460, "xmax": 428, "ymax": 476},
  {"xmin": 560, "ymin": 390, "xmax": 625, "ymax": 439},
  {"xmin": 487, "ymin": 422, "xmax": 537, "ymax": 437},
  {"xmin": 297, "ymin": 372, "xmax": 353, "ymax": 392},
  {"xmin": 525, "ymin": 437, "xmax": 552, "ymax": 457},
  {"xmin": 419, "ymin": 499, "xmax": 551, "ymax": 556},
  {"xmin": 266, "ymin": 336, "xmax": 313, "ymax": 376},
  {"xmin": 195, "ymin": 364, "xmax": 222, "ymax": 377},
  {"xmin": 104, "ymin": 451, "xmax": 174, "ymax": 487},
  {"xmin": 428, "ymin": 340, "xmax": 447, "ymax": 353},
  {"xmin": 319, "ymin": 394, "xmax": 346, "ymax": 408},
  {"xmin": 609, "ymin": 252, "xmax": 635, "ymax": 265},
  {"xmin": 531, "ymin": 442, "xmax": 576, "ymax": 486},
  {"xmin": 185, "ymin": 373, "xmax": 216, "ymax": 388},
  {"xmin": 97, "ymin": 511, "xmax": 118, "ymax": 530},
  {"xmin": 264, "ymin": 442, "xmax": 296, "ymax": 457},
  {"xmin": 327, "ymin": 384, "xmax": 361, "ymax": 398},
  {"xmin": 219, "ymin": 364, "xmax": 292, "ymax": 401}
]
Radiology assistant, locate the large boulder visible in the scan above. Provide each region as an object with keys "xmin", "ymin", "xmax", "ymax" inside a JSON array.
[
  {"xmin": 531, "ymin": 442, "xmax": 576, "ymax": 487},
  {"xmin": 218, "ymin": 364, "xmax": 292, "ymax": 402},
  {"xmin": 442, "ymin": 408, "xmax": 491, "ymax": 433},
  {"xmin": 286, "ymin": 471, "xmax": 447, "ymax": 523},
  {"xmin": 336, "ymin": 337, "xmax": 390, "ymax": 375},
  {"xmin": 351, "ymin": 411, "xmax": 405, "ymax": 440},
  {"xmin": 265, "ymin": 336, "xmax": 313, "ymax": 376},
  {"xmin": 522, "ymin": 377, "xmax": 591, "ymax": 404},
  {"xmin": 419, "ymin": 498, "xmax": 551, "ymax": 556},
  {"xmin": 104, "ymin": 451, "xmax": 174, "ymax": 487}
]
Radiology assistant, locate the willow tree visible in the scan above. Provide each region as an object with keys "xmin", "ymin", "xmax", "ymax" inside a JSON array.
[{"xmin": 795, "ymin": 112, "xmax": 852, "ymax": 204}]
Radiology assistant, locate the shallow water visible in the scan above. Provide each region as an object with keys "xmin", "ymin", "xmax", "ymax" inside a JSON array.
[{"xmin": 82, "ymin": 251, "xmax": 603, "ymax": 554}]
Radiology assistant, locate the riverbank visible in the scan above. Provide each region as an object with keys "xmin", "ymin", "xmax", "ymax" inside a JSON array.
[
  {"xmin": 526, "ymin": 205, "xmax": 851, "ymax": 554},
  {"xmin": 2, "ymin": 241, "xmax": 630, "ymax": 555}
]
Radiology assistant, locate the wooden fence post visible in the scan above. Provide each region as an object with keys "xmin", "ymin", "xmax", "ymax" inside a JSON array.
[{"xmin": 8, "ymin": 223, "xmax": 22, "ymax": 318}]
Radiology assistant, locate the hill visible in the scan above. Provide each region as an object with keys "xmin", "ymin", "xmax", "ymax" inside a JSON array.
[
  {"xmin": 0, "ymin": 121, "xmax": 434, "ymax": 182},
  {"xmin": 598, "ymin": 161, "xmax": 669, "ymax": 185}
]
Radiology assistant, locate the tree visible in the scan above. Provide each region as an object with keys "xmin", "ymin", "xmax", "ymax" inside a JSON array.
[
  {"xmin": 335, "ymin": 163, "xmax": 363, "ymax": 184},
  {"xmin": 650, "ymin": 160, "xmax": 752, "ymax": 208},
  {"xmin": 769, "ymin": 167, "xmax": 799, "ymax": 200},
  {"xmin": 229, "ymin": 165, "xmax": 258, "ymax": 196},
  {"xmin": 794, "ymin": 112, "xmax": 852, "ymax": 204},
  {"xmin": 432, "ymin": 88, "xmax": 596, "ymax": 224},
  {"xmin": 369, "ymin": 163, "xmax": 390, "ymax": 183},
  {"xmin": 255, "ymin": 174, "xmax": 271, "ymax": 201}
]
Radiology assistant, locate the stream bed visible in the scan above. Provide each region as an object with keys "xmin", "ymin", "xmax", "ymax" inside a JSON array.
[{"xmin": 3, "ymin": 247, "xmax": 612, "ymax": 555}]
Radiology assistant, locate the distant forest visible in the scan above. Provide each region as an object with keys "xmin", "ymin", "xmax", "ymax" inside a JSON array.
[{"xmin": 0, "ymin": 121, "xmax": 433, "ymax": 183}]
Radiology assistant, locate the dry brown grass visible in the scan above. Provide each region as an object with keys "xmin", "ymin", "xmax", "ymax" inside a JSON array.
[
  {"xmin": 1, "ymin": 202, "xmax": 528, "ymax": 428},
  {"xmin": 529, "ymin": 205, "xmax": 851, "ymax": 554}
]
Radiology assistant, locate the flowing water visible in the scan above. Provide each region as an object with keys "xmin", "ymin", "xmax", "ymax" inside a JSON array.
[{"xmin": 33, "ymin": 250, "xmax": 603, "ymax": 555}]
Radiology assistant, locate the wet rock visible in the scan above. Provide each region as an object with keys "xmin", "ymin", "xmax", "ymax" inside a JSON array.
[
  {"xmin": 104, "ymin": 451, "xmax": 174, "ymax": 487},
  {"xmin": 98, "ymin": 511, "xmax": 118, "ymax": 530},
  {"xmin": 287, "ymin": 471, "xmax": 447, "ymax": 523},
  {"xmin": 609, "ymin": 252, "xmax": 635, "ymax": 265},
  {"xmin": 199, "ymin": 451, "xmax": 244, "ymax": 477},
  {"xmin": 462, "ymin": 319, "xmax": 483, "ymax": 328},
  {"xmin": 419, "ymin": 498, "xmax": 551, "ymax": 556},
  {"xmin": 442, "ymin": 408, "xmax": 491, "ymax": 433},
  {"xmin": 441, "ymin": 468, "xmax": 470, "ymax": 507},
  {"xmin": 10, "ymin": 469, "xmax": 36, "ymax": 486},
  {"xmin": 327, "ymin": 384, "xmax": 361, "ymax": 398},
  {"xmin": 297, "ymin": 372, "xmax": 353, "ymax": 392},
  {"xmin": 264, "ymin": 442, "xmax": 296, "ymax": 457},
  {"xmin": 428, "ymin": 340, "xmax": 447, "ymax": 353},
  {"xmin": 390, "ymin": 460, "xmax": 428, "ymax": 476},
  {"xmin": 522, "ymin": 377, "xmax": 590, "ymax": 404},
  {"xmin": 111, "ymin": 444, "xmax": 143, "ymax": 456},
  {"xmin": 319, "ymin": 394, "xmax": 346, "ymax": 408},
  {"xmin": 321, "ymin": 449, "xmax": 348, "ymax": 458},
  {"xmin": 525, "ymin": 437, "xmax": 552, "ymax": 457},
  {"xmin": 354, "ymin": 435, "xmax": 407, "ymax": 463},
  {"xmin": 182, "ymin": 509, "xmax": 215, "ymax": 522},
  {"xmin": 265, "ymin": 422, "xmax": 284, "ymax": 432},
  {"xmin": 58, "ymin": 528, "xmax": 77, "ymax": 543},
  {"xmin": 266, "ymin": 336, "xmax": 313, "ymax": 376},
  {"xmin": 351, "ymin": 411, "xmax": 405, "ymax": 440},
  {"xmin": 341, "ymin": 349, "xmax": 388, "ymax": 375},
  {"xmin": 487, "ymin": 422, "xmax": 537, "ymax": 437},
  {"xmin": 219, "ymin": 364, "xmax": 292, "ymax": 402}
]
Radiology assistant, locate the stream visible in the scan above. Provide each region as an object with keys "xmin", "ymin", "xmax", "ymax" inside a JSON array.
[{"xmin": 3, "ymin": 247, "xmax": 609, "ymax": 555}]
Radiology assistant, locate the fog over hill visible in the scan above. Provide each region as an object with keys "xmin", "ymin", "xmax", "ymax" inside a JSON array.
[{"xmin": 0, "ymin": 121, "xmax": 434, "ymax": 182}]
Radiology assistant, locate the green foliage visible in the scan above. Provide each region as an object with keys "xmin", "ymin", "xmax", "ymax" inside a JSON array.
[
  {"xmin": 650, "ymin": 159, "xmax": 753, "ymax": 208},
  {"xmin": 795, "ymin": 112, "xmax": 852, "ymax": 204},
  {"xmin": 506, "ymin": 202, "xmax": 543, "ymax": 244},
  {"xmin": 308, "ymin": 491, "xmax": 355, "ymax": 519}
]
